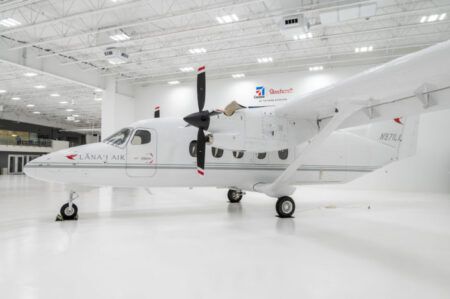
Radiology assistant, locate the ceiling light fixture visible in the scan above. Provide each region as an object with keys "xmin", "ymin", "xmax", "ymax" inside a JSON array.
[
  {"xmin": 168, "ymin": 81, "xmax": 180, "ymax": 85},
  {"xmin": 26, "ymin": 104, "xmax": 35, "ymax": 107},
  {"xmin": 293, "ymin": 32, "xmax": 313, "ymax": 40},
  {"xmin": 0, "ymin": 18, "xmax": 21, "ymax": 28},
  {"xmin": 232, "ymin": 73, "xmax": 245, "ymax": 79},
  {"xmin": 0, "ymin": 89, "xmax": 6, "ymax": 93},
  {"xmin": 94, "ymin": 97, "xmax": 102, "ymax": 101},
  {"xmin": 309, "ymin": 65, "xmax": 324, "ymax": 71},
  {"xmin": 109, "ymin": 33, "xmax": 130, "ymax": 41},
  {"xmin": 355, "ymin": 46, "xmax": 373, "ymax": 53},
  {"xmin": 179, "ymin": 67, "xmax": 194, "ymax": 72},
  {"xmin": 50, "ymin": 93, "xmax": 60, "ymax": 97},
  {"xmin": 216, "ymin": 14, "xmax": 239, "ymax": 24},
  {"xmin": 66, "ymin": 108, "xmax": 74, "ymax": 112},
  {"xmin": 189, "ymin": 48, "xmax": 207, "ymax": 54},
  {"xmin": 257, "ymin": 57, "xmax": 273, "ymax": 64},
  {"xmin": 34, "ymin": 85, "xmax": 46, "ymax": 89},
  {"xmin": 11, "ymin": 97, "xmax": 20, "ymax": 100},
  {"xmin": 33, "ymin": 111, "xmax": 41, "ymax": 114},
  {"xmin": 94, "ymin": 88, "xmax": 103, "ymax": 92},
  {"xmin": 420, "ymin": 13, "xmax": 446, "ymax": 23},
  {"xmin": 23, "ymin": 72, "xmax": 37, "ymax": 77},
  {"xmin": 59, "ymin": 101, "xmax": 68, "ymax": 104}
]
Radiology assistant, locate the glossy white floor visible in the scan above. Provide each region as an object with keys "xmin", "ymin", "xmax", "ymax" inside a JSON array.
[{"xmin": 0, "ymin": 175, "xmax": 449, "ymax": 299}]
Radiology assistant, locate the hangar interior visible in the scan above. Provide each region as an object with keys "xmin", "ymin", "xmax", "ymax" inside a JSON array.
[{"xmin": 0, "ymin": 0, "xmax": 449, "ymax": 298}]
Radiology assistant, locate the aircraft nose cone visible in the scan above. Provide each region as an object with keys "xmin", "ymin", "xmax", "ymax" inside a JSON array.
[{"xmin": 183, "ymin": 111, "xmax": 210, "ymax": 130}]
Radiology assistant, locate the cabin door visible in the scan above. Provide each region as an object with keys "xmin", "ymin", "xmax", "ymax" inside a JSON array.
[{"xmin": 126, "ymin": 128, "xmax": 157, "ymax": 177}]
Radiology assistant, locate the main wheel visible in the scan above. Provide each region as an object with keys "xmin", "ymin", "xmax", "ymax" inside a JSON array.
[
  {"xmin": 227, "ymin": 189, "xmax": 243, "ymax": 203},
  {"xmin": 60, "ymin": 203, "xmax": 78, "ymax": 220},
  {"xmin": 276, "ymin": 196, "xmax": 295, "ymax": 218}
]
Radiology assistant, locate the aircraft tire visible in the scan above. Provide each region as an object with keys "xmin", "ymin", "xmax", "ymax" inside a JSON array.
[
  {"xmin": 227, "ymin": 189, "xmax": 243, "ymax": 203},
  {"xmin": 60, "ymin": 203, "xmax": 78, "ymax": 220},
  {"xmin": 276, "ymin": 196, "xmax": 295, "ymax": 218}
]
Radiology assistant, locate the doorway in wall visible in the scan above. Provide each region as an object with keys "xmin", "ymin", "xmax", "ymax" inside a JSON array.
[{"xmin": 7, "ymin": 154, "xmax": 40, "ymax": 174}]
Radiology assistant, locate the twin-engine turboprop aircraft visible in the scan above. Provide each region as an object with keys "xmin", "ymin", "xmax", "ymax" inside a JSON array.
[{"xmin": 25, "ymin": 40, "xmax": 450, "ymax": 220}]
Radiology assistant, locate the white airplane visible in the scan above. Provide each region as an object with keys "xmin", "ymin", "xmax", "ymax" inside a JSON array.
[{"xmin": 24, "ymin": 41, "xmax": 450, "ymax": 220}]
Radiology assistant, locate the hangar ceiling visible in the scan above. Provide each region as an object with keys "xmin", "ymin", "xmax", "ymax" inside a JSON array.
[{"xmin": 0, "ymin": 0, "xmax": 449, "ymax": 128}]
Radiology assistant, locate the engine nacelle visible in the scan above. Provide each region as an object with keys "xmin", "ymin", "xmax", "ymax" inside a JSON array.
[{"xmin": 207, "ymin": 107, "xmax": 315, "ymax": 152}]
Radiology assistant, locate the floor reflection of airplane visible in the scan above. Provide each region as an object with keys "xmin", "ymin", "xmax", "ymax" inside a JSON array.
[{"xmin": 24, "ymin": 41, "xmax": 450, "ymax": 220}]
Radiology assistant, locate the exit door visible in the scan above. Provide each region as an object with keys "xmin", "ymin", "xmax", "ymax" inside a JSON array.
[{"xmin": 126, "ymin": 128, "xmax": 157, "ymax": 177}]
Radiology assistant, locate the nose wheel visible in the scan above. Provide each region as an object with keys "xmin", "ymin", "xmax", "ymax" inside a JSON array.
[
  {"xmin": 227, "ymin": 189, "xmax": 244, "ymax": 203},
  {"xmin": 56, "ymin": 191, "xmax": 79, "ymax": 221},
  {"xmin": 276, "ymin": 196, "xmax": 295, "ymax": 218}
]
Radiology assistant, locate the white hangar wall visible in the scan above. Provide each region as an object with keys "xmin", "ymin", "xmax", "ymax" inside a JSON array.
[
  {"xmin": 134, "ymin": 66, "xmax": 368, "ymax": 120},
  {"xmin": 133, "ymin": 66, "xmax": 450, "ymax": 193}
]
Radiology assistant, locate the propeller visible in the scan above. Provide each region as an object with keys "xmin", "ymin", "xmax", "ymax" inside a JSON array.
[
  {"xmin": 154, "ymin": 105, "xmax": 160, "ymax": 118},
  {"xmin": 183, "ymin": 66, "xmax": 216, "ymax": 176}
]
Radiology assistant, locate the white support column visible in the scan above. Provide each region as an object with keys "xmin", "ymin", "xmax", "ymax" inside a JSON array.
[
  {"xmin": 101, "ymin": 78, "xmax": 117, "ymax": 139},
  {"xmin": 101, "ymin": 77, "xmax": 137, "ymax": 139}
]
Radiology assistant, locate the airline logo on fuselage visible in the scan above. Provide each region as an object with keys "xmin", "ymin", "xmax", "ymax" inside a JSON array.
[{"xmin": 65, "ymin": 153, "xmax": 125, "ymax": 161}]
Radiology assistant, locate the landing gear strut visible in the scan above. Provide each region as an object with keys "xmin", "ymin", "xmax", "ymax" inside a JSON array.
[
  {"xmin": 56, "ymin": 191, "xmax": 79, "ymax": 221},
  {"xmin": 276, "ymin": 196, "xmax": 295, "ymax": 218},
  {"xmin": 227, "ymin": 189, "xmax": 244, "ymax": 203}
]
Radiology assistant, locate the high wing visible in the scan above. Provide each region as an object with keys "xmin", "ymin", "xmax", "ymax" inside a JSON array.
[
  {"xmin": 275, "ymin": 40, "xmax": 450, "ymax": 128},
  {"xmin": 255, "ymin": 41, "xmax": 450, "ymax": 197}
]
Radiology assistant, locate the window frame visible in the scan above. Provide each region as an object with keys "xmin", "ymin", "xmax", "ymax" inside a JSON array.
[
  {"xmin": 278, "ymin": 149, "xmax": 289, "ymax": 160},
  {"xmin": 103, "ymin": 127, "xmax": 132, "ymax": 148},
  {"xmin": 130, "ymin": 129, "xmax": 152, "ymax": 146},
  {"xmin": 211, "ymin": 147, "xmax": 224, "ymax": 158},
  {"xmin": 233, "ymin": 151, "xmax": 244, "ymax": 159}
]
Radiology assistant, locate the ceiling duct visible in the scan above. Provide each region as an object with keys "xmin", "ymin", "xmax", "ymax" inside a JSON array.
[
  {"xmin": 320, "ymin": 2, "xmax": 377, "ymax": 25},
  {"xmin": 280, "ymin": 14, "xmax": 310, "ymax": 38}
]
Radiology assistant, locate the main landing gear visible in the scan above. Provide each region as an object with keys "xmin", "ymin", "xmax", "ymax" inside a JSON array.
[
  {"xmin": 227, "ymin": 189, "xmax": 244, "ymax": 203},
  {"xmin": 276, "ymin": 196, "xmax": 295, "ymax": 218},
  {"xmin": 56, "ymin": 191, "xmax": 79, "ymax": 221}
]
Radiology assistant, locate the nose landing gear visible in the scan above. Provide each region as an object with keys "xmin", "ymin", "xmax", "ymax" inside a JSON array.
[
  {"xmin": 56, "ymin": 191, "xmax": 79, "ymax": 221},
  {"xmin": 227, "ymin": 189, "xmax": 244, "ymax": 203}
]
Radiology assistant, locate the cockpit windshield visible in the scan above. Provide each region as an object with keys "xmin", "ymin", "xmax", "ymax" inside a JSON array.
[{"xmin": 103, "ymin": 128, "xmax": 131, "ymax": 146}]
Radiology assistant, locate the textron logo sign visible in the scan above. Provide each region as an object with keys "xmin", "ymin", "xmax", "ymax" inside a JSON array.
[
  {"xmin": 254, "ymin": 85, "xmax": 294, "ymax": 102},
  {"xmin": 255, "ymin": 86, "xmax": 265, "ymax": 98}
]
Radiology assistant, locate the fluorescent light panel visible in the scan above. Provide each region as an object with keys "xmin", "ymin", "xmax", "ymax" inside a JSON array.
[
  {"xmin": 0, "ymin": 18, "xmax": 21, "ymax": 27},
  {"xmin": 179, "ymin": 67, "xmax": 194, "ymax": 72},
  {"xmin": 355, "ymin": 46, "xmax": 373, "ymax": 53},
  {"xmin": 26, "ymin": 104, "xmax": 35, "ymax": 107},
  {"xmin": 50, "ymin": 93, "xmax": 60, "ymax": 97},
  {"xmin": 420, "ymin": 13, "xmax": 446, "ymax": 23},
  {"xmin": 24, "ymin": 72, "xmax": 37, "ymax": 77},
  {"xmin": 34, "ymin": 85, "xmax": 46, "ymax": 89},
  {"xmin": 33, "ymin": 111, "xmax": 41, "ymax": 114},
  {"xmin": 11, "ymin": 97, "xmax": 20, "ymax": 100},
  {"xmin": 257, "ymin": 57, "xmax": 273, "ymax": 64},
  {"xmin": 189, "ymin": 48, "xmax": 207, "ymax": 54},
  {"xmin": 109, "ymin": 33, "xmax": 130, "ymax": 41},
  {"xmin": 232, "ymin": 73, "xmax": 245, "ymax": 79},
  {"xmin": 216, "ymin": 14, "xmax": 239, "ymax": 24},
  {"xmin": 168, "ymin": 80, "xmax": 180, "ymax": 85},
  {"xmin": 293, "ymin": 32, "xmax": 313, "ymax": 40},
  {"xmin": 309, "ymin": 65, "xmax": 323, "ymax": 71},
  {"xmin": 0, "ymin": 89, "xmax": 6, "ymax": 93}
]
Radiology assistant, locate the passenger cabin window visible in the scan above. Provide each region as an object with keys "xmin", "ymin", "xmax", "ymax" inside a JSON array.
[
  {"xmin": 278, "ymin": 149, "xmax": 288, "ymax": 160},
  {"xmin": 233, "ymin": 151, "xmax": 244, "ymax": 159},
  {"xmin": 104, "ymin": 128, "xmax": 131, "ymax": 146},
  {"xmin": 189, "ymin": 140, "xmax": 197, "ymax": 157},
  {"xmin": 211, "ymin": 147, "xmax": 224, "ymax": 158},
  {"xmin": 257, "ymin": 152, "xmax": 266, "ymax": 160},
  {"xmin": 131, "ymin": 130, "xmax": 151, "ymax": 145}
]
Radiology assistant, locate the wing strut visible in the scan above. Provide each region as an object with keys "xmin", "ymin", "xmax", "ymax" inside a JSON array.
[{"xmin": 253, "ymin": 105, "xmax": 362, "ymax": 197}]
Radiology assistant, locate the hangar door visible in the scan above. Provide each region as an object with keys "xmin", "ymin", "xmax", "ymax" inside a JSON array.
[{"xmin": 126, "ymin": 128, "xmax": 157, "ymax": 177}]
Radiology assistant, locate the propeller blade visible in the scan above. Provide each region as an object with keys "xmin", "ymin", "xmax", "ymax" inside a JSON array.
[
  {"xmin": 197, "ymin": 66, "xmax": 206, "ymax": 111},
  {"xmin": 196, "ymin": 129, "xmax": 206, "ymax": 176},
  {"xmin": 154, "ymin": 105, "xmax": 160, "ymax": 118}
]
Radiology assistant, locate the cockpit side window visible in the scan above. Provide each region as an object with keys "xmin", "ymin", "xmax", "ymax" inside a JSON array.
[
  {"xmin": 131, "ymin": 130, "xmax": 151, "ymax": 145},
  {"xmin": 103, "ymin": 128, "xmax": 131, "ymax": 146}
]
